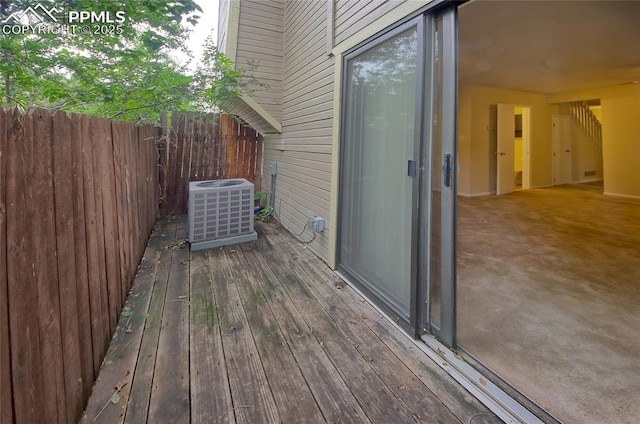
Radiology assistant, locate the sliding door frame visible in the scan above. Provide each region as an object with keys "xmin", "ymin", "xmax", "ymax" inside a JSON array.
[{"xmin": 428, "ymin": 6, "xmax": 457, "ymax": 348}]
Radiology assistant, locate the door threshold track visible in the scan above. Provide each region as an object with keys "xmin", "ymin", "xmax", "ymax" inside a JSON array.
[
  {"xmin": 334, "ymin": 270, "xmax": 544, "ymax": 424},
  {"xmin": 419, "ymin": 336, "xmax": 544, "ymax": 424}
]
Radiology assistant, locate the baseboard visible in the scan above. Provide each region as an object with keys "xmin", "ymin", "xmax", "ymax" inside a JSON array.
[
  {"xmin": 458, "ymin": 191, "xmax": 496, "ymax": 197},
  {"xmin": 533, "ymin": 184, "xmax": 554, "ymax": 189},
  {"xmin": 603, "ymin": 192, "xmax": 640, "ymax": 200},
  {"xmin": 578, "ymin": 177, "xmax": 603, "ymax": 184}
]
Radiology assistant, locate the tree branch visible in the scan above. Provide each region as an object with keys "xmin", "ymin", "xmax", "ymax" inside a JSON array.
[{"xmin": 108, "ymin": 103, "xmax": 155, "ymax": 120}]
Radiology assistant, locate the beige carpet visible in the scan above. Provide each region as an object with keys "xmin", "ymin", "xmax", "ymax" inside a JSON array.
[{"xmin": 457, "ymin": 184, "xmax": 640, "ymax": 423}]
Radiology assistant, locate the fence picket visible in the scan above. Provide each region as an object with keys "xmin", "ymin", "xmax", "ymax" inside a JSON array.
[
  {"xmin": 6, "ymin": 108, "xmax": 47, "ymax": 424},
  {"xmin": 112, "ymin": 120, "xmax": 129, "ymax": 304},
  {"xmin": 0, "ymin": 107, "xmax": 14, "ymax": 424},
  {"xmin": 52, "ymin": 111, "xmax": 84, "ymax": 424},
  {"xmin": 69, "ymin": 112, "xmax": 95, "ymax": 402},
  {"xmin": 29, "ymin": 108, "xmax": 68, "ymax": 424}
]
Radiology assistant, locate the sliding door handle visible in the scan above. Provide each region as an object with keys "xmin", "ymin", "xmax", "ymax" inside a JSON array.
[
  {"xmin": 442, "ymin": 154, "xmax": 452, "ymax": 187},
  {"xmin": 407, "ymin": 160, "xmax": 418, "ymax": 178}
]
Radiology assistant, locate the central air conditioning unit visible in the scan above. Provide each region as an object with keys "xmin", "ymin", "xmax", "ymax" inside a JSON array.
[{"xmin": 188, "ymin": 178, "xmax": 257, "ymax": 251}]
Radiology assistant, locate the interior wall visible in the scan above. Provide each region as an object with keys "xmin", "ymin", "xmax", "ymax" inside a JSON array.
[
  {"xmin": 548, "ymin": 84, "xmax": 640, "ymax": 198},
  {"xmin": 568, "ymin": 119, "xmax": 603, "ymax": 183},
  {"xmin": 514, "ymin": 137, "xmax": 523, "ymax": 174},
  {"xmin": 457, "ymin": 84, "xmax": 553, "ymax": 196},
  {"xmin": 457, "ymin": 87, "xmax": 473, "ymax": 195},
  {"xmin": 602, "ymin": 89, "xmax": 640, "ymax": 198},
  {"xmin": 514, "ymin": 109, "xmax": 522, "ymax": 175}
]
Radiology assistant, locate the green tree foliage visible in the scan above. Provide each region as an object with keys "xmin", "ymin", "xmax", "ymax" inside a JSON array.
[{"xmin": 0, "ymin": 0, "xmax": 249, "ymax": 122}]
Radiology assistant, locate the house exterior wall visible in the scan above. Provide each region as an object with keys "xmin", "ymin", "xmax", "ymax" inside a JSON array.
[
  {"xmin": 223, "ymin": 0, "xmax": 640, "ymax": 258},
  {"xmin": 262, "ymin": 0, "xmax": 335, "ymax": 260},
  {"xmin": 219, "ymin": 0, "xmax": 432, "ymax": 262},
  {"xmin": 217, "ymin": 0, "xmax": 283, "ymax": 134},
  {"xmin": 334, "ymin": 0, "xmax": 410, "ymax": 45},
  {"xmin": 235, "ymin": 0, "xmax": 284, "ymax": 123}
]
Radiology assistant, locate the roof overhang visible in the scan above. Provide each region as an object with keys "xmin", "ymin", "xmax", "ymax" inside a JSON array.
[{"xmin": 224, "ymin": 93, "xmax": 282, "ymax": 135}]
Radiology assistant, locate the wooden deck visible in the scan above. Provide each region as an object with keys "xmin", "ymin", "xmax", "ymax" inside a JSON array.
[{"xmin": 81, "ymin": 216, "xmax": 500, "ymax": 424}]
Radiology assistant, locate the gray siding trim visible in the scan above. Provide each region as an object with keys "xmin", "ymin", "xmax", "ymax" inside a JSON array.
[{"xmin": 327, "ymin": 0, "xmax": 335, "ymax": 54}]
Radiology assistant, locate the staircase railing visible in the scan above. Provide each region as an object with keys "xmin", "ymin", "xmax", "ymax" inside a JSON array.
[{"xmin": 568, "ymin": 101, "xmax": 602, "ymax": 151}]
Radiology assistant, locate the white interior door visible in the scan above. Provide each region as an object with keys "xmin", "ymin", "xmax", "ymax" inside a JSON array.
[
  {"xmin": 496, "ymin": 104, "xmax": 516, "ymax": 195},
  {"xmin": 552, "ymin": 115, "xmax": 572, "ymax": 185}
]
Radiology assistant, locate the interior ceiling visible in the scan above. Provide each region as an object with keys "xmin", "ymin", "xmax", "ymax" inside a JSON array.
[{"xmin": 458, "ymin": 0, "xmax": 640, "ymax": 94}]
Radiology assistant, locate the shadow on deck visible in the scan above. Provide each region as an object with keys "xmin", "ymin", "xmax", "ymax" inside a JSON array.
[{"xmin": 80, "ymin": 216, "xmax": 500, "ymax": 424}]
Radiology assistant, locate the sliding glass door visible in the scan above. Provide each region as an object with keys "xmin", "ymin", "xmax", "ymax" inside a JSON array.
[
  {"xmin": 339, "ymin": 18, "xmax": 423, "ymax": 325},
  {"xmin": 339, "ymin": 6, "xmax": 457, "ymax": 340}
]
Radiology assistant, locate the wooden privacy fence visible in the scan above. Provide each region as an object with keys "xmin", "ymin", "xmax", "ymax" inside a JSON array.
[
  {"xmin": 159, "ymin": 112, "xmax": 263, "ymax": 215},
  {"xmin": 0, "ymin": 108, "xmax": 158, "ymax": 424}
]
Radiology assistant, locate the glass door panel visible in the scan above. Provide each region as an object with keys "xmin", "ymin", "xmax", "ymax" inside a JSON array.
[
  {"xmin": 429, "ymin": 16, "xmax": 444, "ymax": 331},
  {"xmin": 339, "ymin": 7, "xmax": 456, "ymax": 339},
  {"xmin": 339, "ymin": 22, "xmax": 421, "ymax": 321}
]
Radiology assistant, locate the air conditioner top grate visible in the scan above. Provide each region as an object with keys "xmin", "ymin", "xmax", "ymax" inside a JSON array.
[{"xmin": 196, "ymin": 179, "xmax": 245, "ymax": 188}]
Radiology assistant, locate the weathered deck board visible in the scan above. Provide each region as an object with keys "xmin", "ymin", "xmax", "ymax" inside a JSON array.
[
  {"xmin": 274, "ymin": 224, "xmax": 501, "ymax": 423},
  {"xmin": 147, "ymin": 221, "xmax": 191, "ymax": 423},
  {"xmin": 255, "ymin": 233, "xmax": 418, "ymax": 424},
  {"xmin": 124, "ymin": 220, "xmax": 178, "ymax": 424},
  {"xmin": 239, "ymin": 241, "xmax": 371, "ymax": 424},
  {"xmin": 285, "ymin": 233, "xmax": 498, "ymax": 423},
  {"xmin": 266, "ymin": 230, "xmax": 460, "ymax": 423},
  {"xmin": 189, "ymin": 249, "xmax": 235, "ymax": 424},
  {"xmin": 211, "ymin": 246, "xmax": 280, "ymax": 424},
  {"xmin": 79, "ymin": 220, "xmax": 165, "ymax": 424},
  {"xmin": 225, "ymin": 246, "xmax": 326, "ymax": 423},
  {"xmin": 83, "ymin": 216, "xmax": 501, "ymax": 424}
]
